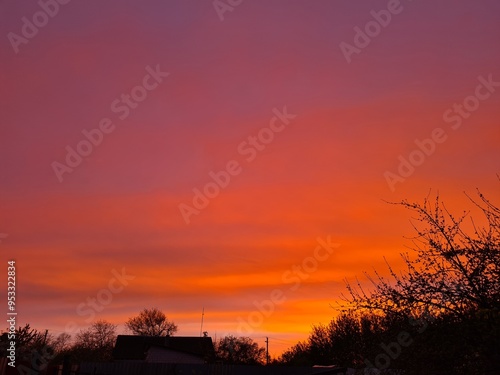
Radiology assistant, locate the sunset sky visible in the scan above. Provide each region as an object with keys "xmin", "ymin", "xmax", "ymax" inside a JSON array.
[{"xmin": 1, "ymin": 0, "xmax": 499, "ymax": 355}]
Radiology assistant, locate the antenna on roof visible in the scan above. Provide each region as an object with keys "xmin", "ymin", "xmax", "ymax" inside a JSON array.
[{"xmin": 199, "ymin": 307, "xmax": 205, "ymax": 337}]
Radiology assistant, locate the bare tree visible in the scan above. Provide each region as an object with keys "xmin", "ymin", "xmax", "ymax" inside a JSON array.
[
  {"xmin": 278, "ymin": 341, "xmax": 310, "ymax": 366},
  {"xmin": 15, "ymin": 324, "xmax": 48, "ymax": 349},
  {"xmin": 276, "ymin": 189, "xmax": 500, "ymax": 373},
  {"xmin": 214, "ymin": 335, "xmax": 266, "ymax": 365},
  {"xmin": 125, "ymin": 307, "xmax": 178, "ymax": 336},
  {"xmin": 12, "ymin": 324, "xmax": 50, "ymax": 361},
  {"xmin": 73, "ymin": 320, "xmax": 117, "ymax": 361},
  {"xmin": 52, "ymin": 332, "xmax": 72, "ymax": 353},
  {"xmin": 343, "ymin": 190, "xmax": 500, "ymax": 318}
]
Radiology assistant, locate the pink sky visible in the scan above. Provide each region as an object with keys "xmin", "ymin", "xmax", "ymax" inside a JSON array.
[{"xmin": 1, "ymin": 0, "xmax": 499, "ymax": 355}]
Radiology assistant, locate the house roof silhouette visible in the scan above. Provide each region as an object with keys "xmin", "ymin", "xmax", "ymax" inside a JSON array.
[{"xmin": 112, "ymin": 335, "xmax": 215, "ymax": 362}]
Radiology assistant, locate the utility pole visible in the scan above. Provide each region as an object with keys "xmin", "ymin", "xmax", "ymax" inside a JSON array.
[
  {"xmin": 200, "ymin": 307, "xmax": 204, "ymax": 337},
  {"xmin": 265, "ymin": 337, "xmax": 269, "ymax": 365}
]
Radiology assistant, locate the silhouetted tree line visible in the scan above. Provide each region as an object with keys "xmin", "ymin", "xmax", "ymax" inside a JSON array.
[
  {"xmin": 278, "ymin": 308, "xmax": 499, "ymax": 373},
  {"xmin": 278, "ymin": 191, "xmax": 500, "ymax": 374},
  {"xmin": 1, "ymin": 307, "xmax": 270, "ymax": 372},
  {"xmin": 0, "ymin": 308, "xmax": 179, "ymax": 372},
  {"xmin": 4, "ymin": 190, "xmax": 498, "ymax": 374}
]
